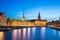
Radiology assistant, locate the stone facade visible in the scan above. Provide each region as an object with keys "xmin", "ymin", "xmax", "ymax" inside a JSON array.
[
  {"xmin": 6, "ymin": 12, "xmax": 47, "ymax": 26},
  {"xmin": 0, "ymin": 12, "xmax": 6, "ymax": 26},
  {"xmin": 0, "ymin": 12, "xmax": 47, "ymax": 26}
]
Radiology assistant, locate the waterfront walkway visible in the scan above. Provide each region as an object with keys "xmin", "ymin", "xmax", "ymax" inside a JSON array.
[
  {"xmin": 0, "ymin": 25, "xmax": 60, "ymax": 31},
  {"xmin": 0, "ymin": 25, "xmax": 46, "ymax": 31}
]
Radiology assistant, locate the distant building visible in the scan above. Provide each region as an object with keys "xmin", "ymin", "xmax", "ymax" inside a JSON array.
[
  {"xmin": 47, "ymin": 17, "xmax": 60, "ymax": 27},
  {"xmin": 0, "ymin": 12, "xmax": 6, "ymax": 25}
]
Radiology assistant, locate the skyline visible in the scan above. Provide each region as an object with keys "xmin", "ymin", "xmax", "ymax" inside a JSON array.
[{"xmin": 0, "ymin": 0, "xmax": 60, "ymax": 21}]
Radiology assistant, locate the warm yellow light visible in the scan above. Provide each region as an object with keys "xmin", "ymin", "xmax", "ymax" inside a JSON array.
[
  {"xmin": 12, "ymin": 29, "xmax": 17, "ymax": 40},
  {"xmin": 23, "ymin": 28, "xmax": 26, "ymax": 40},
  {"xmin": 0, "ymin": 32, "xmax": 4, "ymax": 40}
]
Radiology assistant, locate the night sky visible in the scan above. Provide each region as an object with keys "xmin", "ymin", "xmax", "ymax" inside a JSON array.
[{"xmin": 0, "ymin": 0, "xmax": 60, "ymax": 21}]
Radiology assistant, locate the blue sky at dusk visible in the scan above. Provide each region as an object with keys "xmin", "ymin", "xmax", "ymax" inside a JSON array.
[{"xmin": 0, "ymin": 0, "xmax": 60, "ymax": 21}]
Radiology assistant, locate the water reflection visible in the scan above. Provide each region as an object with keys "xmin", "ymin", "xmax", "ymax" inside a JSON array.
[
  {"xmin": 59, "ymin": 31, "xmax": 60, "ymax": 35},
  {"xmin": 0, "ymin": 32, "xmax": 4, "ymax": 40},
  {"xmin": 32, "ymin": 27, "xmax": 36, "ymax": 40},
  {"xmin": 27, "ymin": 28, "xmax": 30, "ymax": 40},
  {"xmin": 17, "ymin": 29, "xmax": 21, "ymax": 40},
  {"xmin": 53, "ymin": 29, "xmax": 56, "ymax": 35},
  {"xmin": 32, "ymin": 27, "xmax": 36, "ymax": 35},
  {"xmin": 41, "ymin": 27, "xmax": 45, "ymax": 40},
  {"xmin": 58, "ymin": 31, "xmax": 60, "ymax": 40},
  {"xmin": 23, "ymin": 28, "xmax": 26, "ymax": 40},
  {"xmin": 12, "ymin": 29, "xmax": 17, "ymax": 40},
  {"xmin": 0, "ymin": 27, "xmax": 60, "ymax": 40}
]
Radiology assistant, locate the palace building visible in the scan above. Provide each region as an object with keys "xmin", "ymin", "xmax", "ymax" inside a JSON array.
[
  {"xmin": 6, "ymin": 12, "xmax": 47, "ymax": 26},
  {"xmin": 0, "ymin": 12, "xmax": 6, "ymax": 26},
  {"xmin": 0, "ymin": 12, "xmax": 47, "ymax": 26}
]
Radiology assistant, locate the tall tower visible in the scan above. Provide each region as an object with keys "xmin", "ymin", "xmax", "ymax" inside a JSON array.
[
  {"xmin": 38, "ymin": 12, "xmax": 41, "ymax": 20},
  {"xmin": 22, "ymin": 11, "xmax": 25, "ymax": 21}
]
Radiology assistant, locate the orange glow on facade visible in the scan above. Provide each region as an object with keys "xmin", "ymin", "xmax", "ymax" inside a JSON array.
[
  {"xmin": 0, "ymin": 32, "xmax": 4, "ymax": 40},
  {"xmin": 0, "ymin": 12, "xmax": 47, "ymax": 26}
]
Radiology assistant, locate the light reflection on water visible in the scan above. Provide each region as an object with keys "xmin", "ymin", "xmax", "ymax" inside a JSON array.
[
  {"xmin": 32, "ymin": 27, "xmax": 36, "ymax": 40},
  {"xmin": 58, "ymin": 31, "xmax": 60, "ymax": 36},
  {"xmin": 41, "ymin": 27, "xmax": 45, "ymax": 40},
  {"xmin": 12, "ymin": 29, "xmax": 17, "ymax": 40},
  {"xmin": 23, "ymin": 28, "xmax": 26, "ymax": 40},
  {"xmin": 27, "ymin": 28, "xmax": 30, "ymax": 40},
  {"xmin": 53, "ymin": 29, "xmax": 56, "ymax": 35},
  {"xmin": 17, "ymin": 29, "xmax": 21, "ymax": 40},
  {"xmin": 58, "ymin": 31, "xmax": 60, "ymax": 40},
  {"xmin": 0, "ymin": 32, "xmax": 4, "ymax": 40},
  {"xmin": 0, "ymin": 27, "xmax": 60, "ymax": 40}
]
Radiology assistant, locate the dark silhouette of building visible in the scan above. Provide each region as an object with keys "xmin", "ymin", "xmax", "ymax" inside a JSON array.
[
  {"xmin": 47, "ymin": 17, "xmax": 60, "ymax": 27},
  {"xmin": 38, "ymin": 12, "xmax": 41, "ymax": 20}
]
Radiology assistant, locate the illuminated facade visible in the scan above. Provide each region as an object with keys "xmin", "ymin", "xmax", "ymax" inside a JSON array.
[
  {"xmin": 0, "ymin": 12, "xmax": 6, "ymax": 26},
  {"xmin": 34, "ymin": 20, "xmax": 47, "ymax": 26},
  {"xmin": 7, "ymin": 12, "xmax": 47, "ymax": 26},
  {"xmin": 0, "ymin": 12, "xmax": 47, "ymax": 26},
  {"xmin": 34, "ymin": 12, "xmax": 47, "ymax": 26}
]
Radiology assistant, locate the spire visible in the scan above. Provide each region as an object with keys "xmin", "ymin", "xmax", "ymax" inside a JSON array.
[
  {"xmin": 38, "ymin": 12, "xmax": 41, "ymax": 20},
  {"xmin": 22, "ymin": 11, "xmax": 25, "ymax": 21}
]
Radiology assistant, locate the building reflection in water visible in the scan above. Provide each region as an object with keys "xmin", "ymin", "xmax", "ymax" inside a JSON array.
[
  {"xmin": 32, "ymin": 27, "xmax": 36, "ymax": 34},
  {"xmin": 11, "ymin": 27, "xmax": 59, "ymax": 40},
  {"xmin": 27, "ymin": 28, "xmax": 30, "ymax": 40},
  {"xmin": 0, "ymin": 27, "xmax": 60, "ymax": 40},
  {"xmin": 58, "ymin": 31, "xmax": 60, "ymax": 40},
  {"xmin": 58, "ymin": 31, "xmax": 60, "ymax": 36},
  {"xmin": 41, "ymin": 27, "xmax": 45, "ymax": 40},
  {"xmin": 32, "ymin": 27, "xmax": 36, "ymax": 40},
  {"xmin": 12, "ymin": 29, "xmax": 17, "ymax": 40},
  {"xmin": 17, "ymin": 29, "xmax": 21, "ymax": 40},
  {"xmin": 53, "ymin": 30, "xmax": 56, "ymax": 39},
  {"xmin": 0, "ymin": 32, "xmax": 4, "ymax": 40},
  {"xmin": 23, "ymin": 28, "xmax": 26, "ymax": 40},
  {"xmin": 53, "ymin": 29, "xmax": 56, "ymax": 35}
]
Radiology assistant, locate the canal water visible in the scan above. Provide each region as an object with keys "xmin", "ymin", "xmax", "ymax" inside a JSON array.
[{"xmin": 0, "ymin": 27, "xmax": 60, "ymax": 40}]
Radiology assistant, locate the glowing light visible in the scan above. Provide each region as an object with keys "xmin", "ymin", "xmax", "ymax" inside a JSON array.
[
  {"xmin": 12, "ymin": 29, "xmax": 17, "ymax": 40},
  {"xmin": 23, "ymin": 28, "xmax": 26, "ymax": 40},
  {"xmin": 41, "ymin": 27, "xmax": 46, "ymax": 40},
  {"xmin": 17, "ymin": 29, "xmax": 21, "ymax": 40},
  {"xmin": 32, "ymin": 27, "xmax": 36, "ymax": 35},
  {"xmin": 27, "ymin": 28, "xmax": 30, "ymax": 40},
  {"xmin": 0, "ymin": 32, "xmax": 4, "ymax": 40},
  {"xmin": 32, "ymin": 27, "xmax": 36, "ymax": 32},
  {"xmin": 42, "ymin": 27, "xmax": 45, "ymax": 30},
  {"xmin": 32, "ymin": 27, "xmax": 36, "ymax": 40}
]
